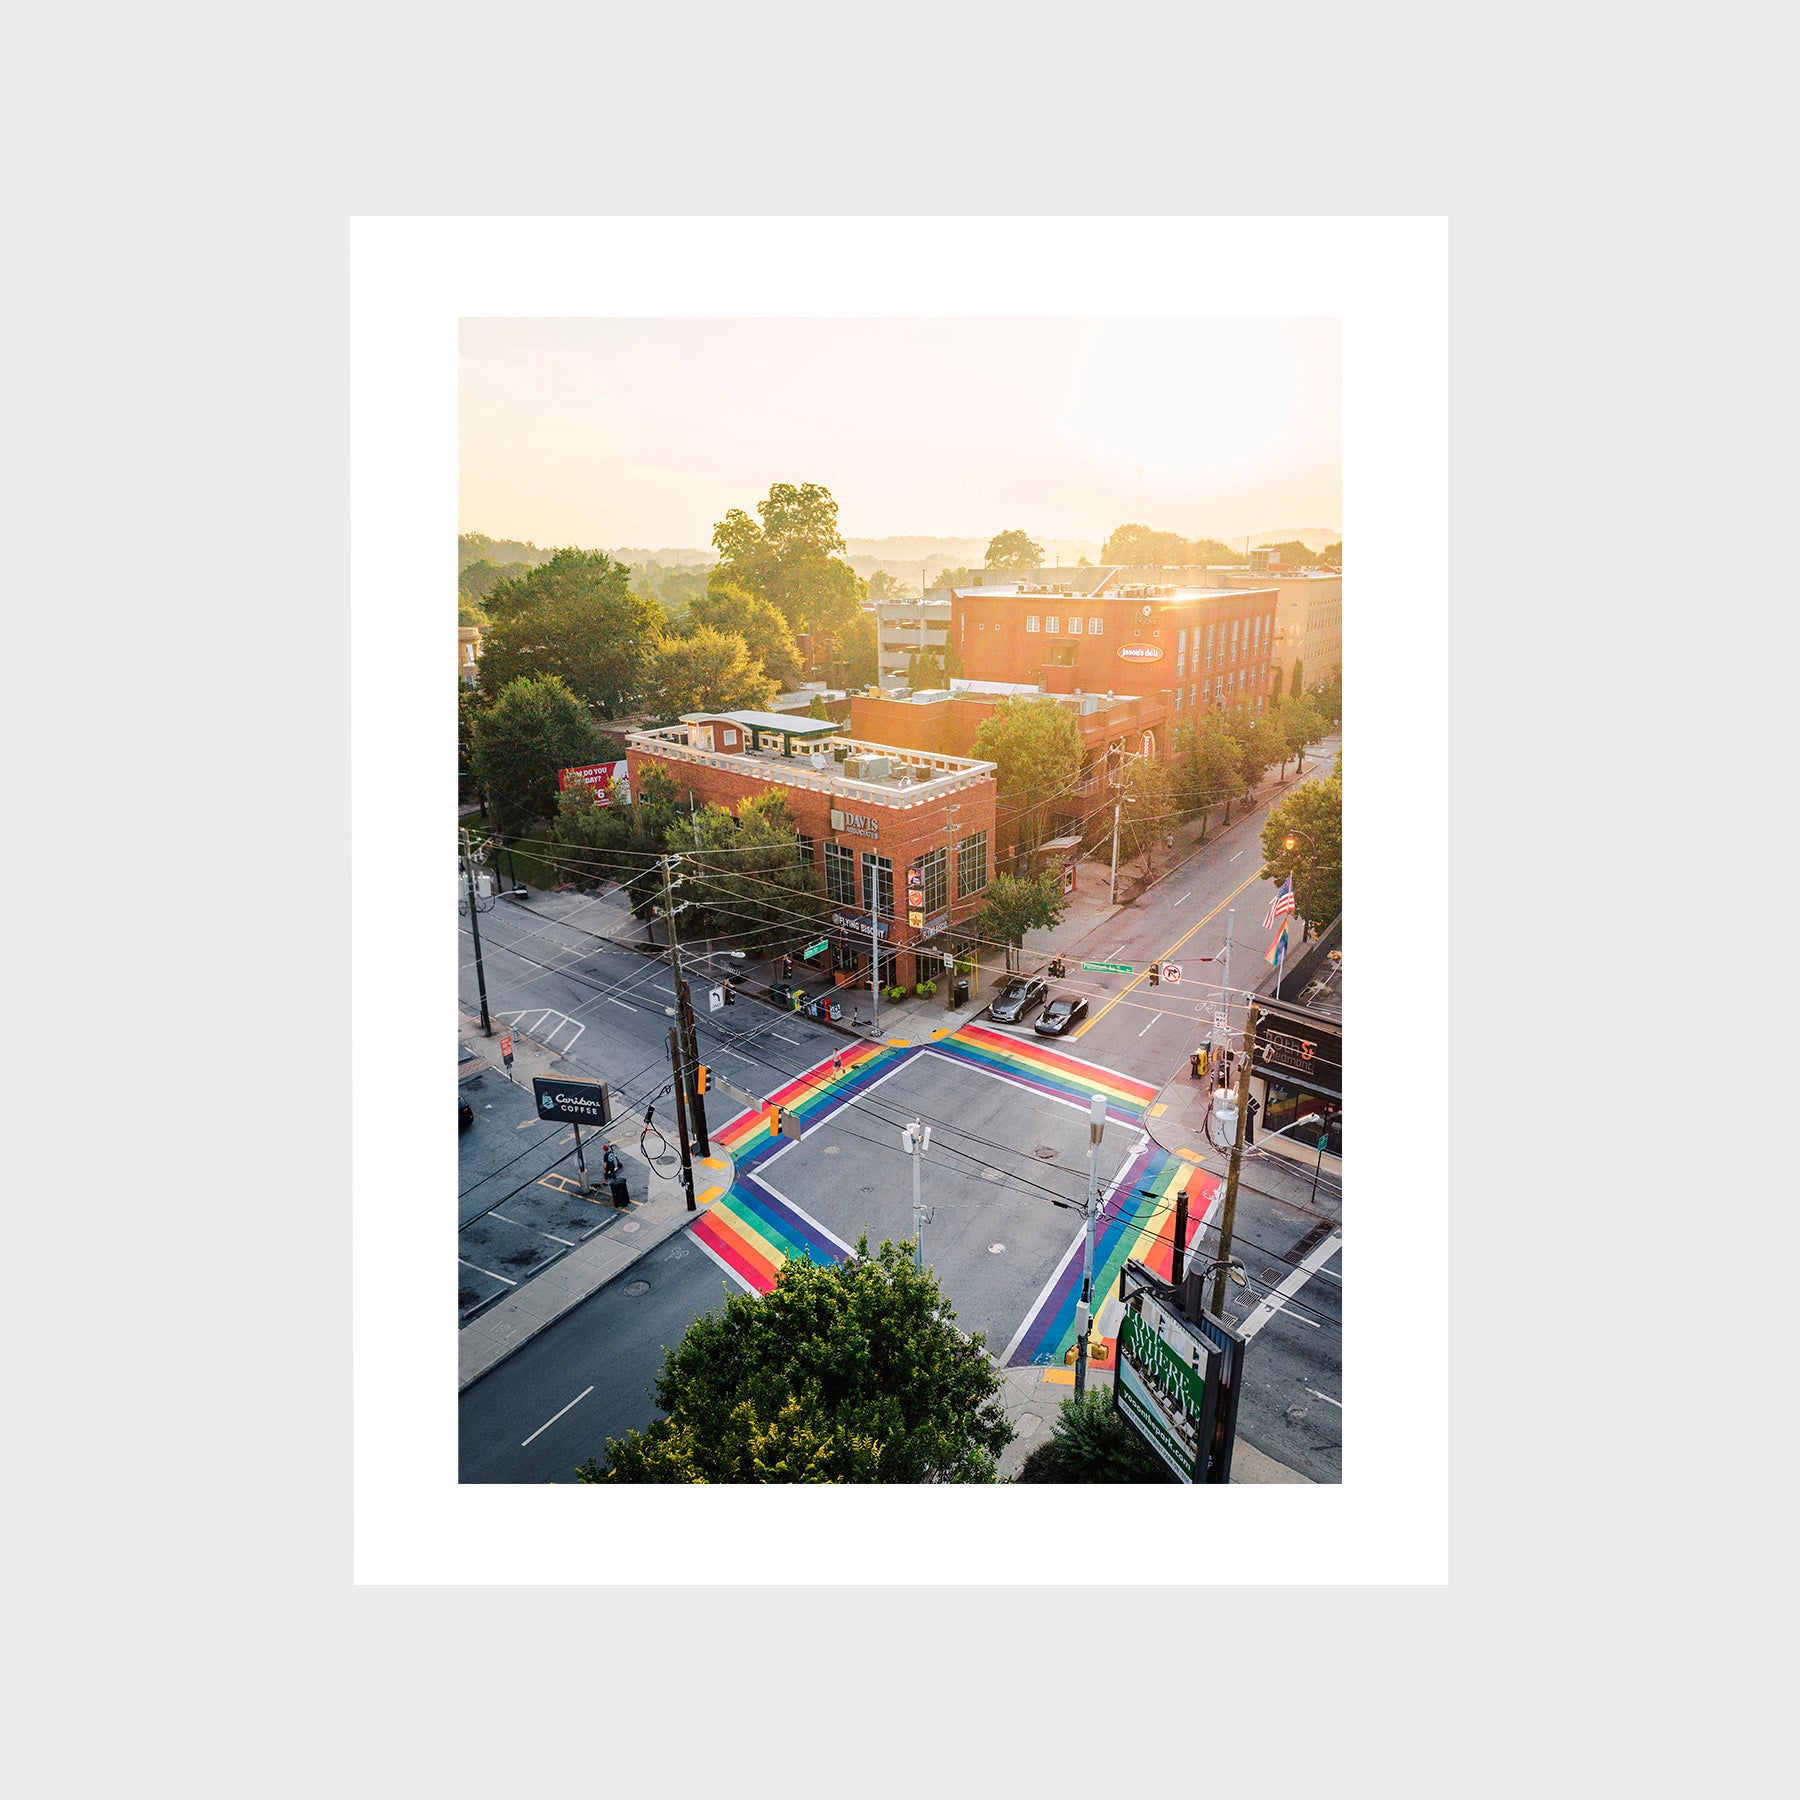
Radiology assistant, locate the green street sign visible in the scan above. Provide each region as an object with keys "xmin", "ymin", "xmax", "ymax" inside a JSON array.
[
  {"xmin": 1081, "ymin": 960, "xmax": 1134, "ymax": 974},
  {"xmin": 801, "ymin": 938, "xmax": 829, "ymax": 960}
]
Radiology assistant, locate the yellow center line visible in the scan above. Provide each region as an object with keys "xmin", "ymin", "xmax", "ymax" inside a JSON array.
[{"xmin": 1070, "ymin": 870, "xmax": 1263, "ymax": 1039}]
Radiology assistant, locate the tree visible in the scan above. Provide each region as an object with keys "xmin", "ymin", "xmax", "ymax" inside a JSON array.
[
  {"xmin": 985, "ymin": 529, "xmax": 1043, "ymax": 570},
  {"xmin": 710, "ymin": 482, "xmax": 865, "ymax": 667},
  {"xmin": 866, "ymin": 570, "xmax": 909, "ymax": 602},
  {"xmin": 972, "ymin": 696, "xmax": 1082, "ymax": 858},
  {"xmin": 1276, "ymin": 695, "xmax": 1326, "ymax": 778},
  {"xmin": 930, "ymin": 566, "xmax": 972, "ymax": 591},
  {"xmin": 672, "ymin": 792, "xmax": 829, "ymax": 956},
  {"xmin": 1115, "ymin": 756, "xmax": 1173, "ymax": 874},
  {"xmin": 1191, "ymin": 538, "xmax": 1246, "ymax": 566},
  {"xmin": 1102, "ymin": 523, "xmax": 1190, "ymax": 565},
  {"xmin": 577, "ymin": 1236, "xmax": 1013, "ymax": 1483},
  {"xmin": 686, "ymin": 582, "xmax": 803, "ymax": 690},
  {"xmin": 1263, "ymin": 540, "xmax": 1318, "ymax": 566},
  {"xmin": 1014, "ymin": 1388, "xmax": 1163, "ymax": 1483},
  {"xmin": 1320, "ymin": 541, "xmax": 1342, "ymax": 565},
  {"xmin": 457, "ymin": 680, "xmax": 490, "ymax": 807},
  {"xmin": 973, "ymin": 871, "xmax": 1068, "ymax": 970},
  {"xmin": 555, "ymin": 763, "xmax": 683, "ymax": 917},
  {"xmin": 1229, "ymin": 703, "xmax": 1285, "ymax": 803},
  {"xmin": 842, "ymin": 609, "xmax": 880, "ymax": 689},
  {"xmin": 1172, "ymin": 714, "xmax": 1240, "ymax": 841},
  {"xmin": 1261, "ymin": 778, "xmax": 1342, "ymax": 931},
  {"xmin": 478, "ymin": 548, "xmax": 665, "ymax": 718},
  {"xmin": 1310, "ymin": 669, "xmax": 1342, "ymax": 727},
  {"xmin": 472, "ymin": 675, "xmax": 604, "ymax": 839},
  {"xmin": 643, "ymin": 626, "xmax": 776, "ymax": 719}
]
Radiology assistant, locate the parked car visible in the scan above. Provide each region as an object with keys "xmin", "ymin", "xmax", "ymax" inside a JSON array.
[
  {"xmin": 1033, "ymin": 995, "xmax": 1089, "ymax": 1037},
  {"xmin": 988, "ymin": 974, "xmax": 1047, "ymax": 1024},
  {"xmin": 458, "ymin": 1094, "xmax": 474, "ymax": 1131}
]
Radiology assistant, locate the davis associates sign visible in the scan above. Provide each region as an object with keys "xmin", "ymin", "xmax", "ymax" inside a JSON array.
[{"xmin": 1113, "ymin": 1288, "xmax": 1222, "ymax": 1483}]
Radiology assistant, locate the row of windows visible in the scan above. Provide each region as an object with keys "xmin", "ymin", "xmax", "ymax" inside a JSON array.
[
  {"xmin": 1023, "ymin": 616, "xmax": 1106, "ymax": 636},
  {"xmin": 819, "ymin": 834, "xmax": 987, "ymax": 911}
]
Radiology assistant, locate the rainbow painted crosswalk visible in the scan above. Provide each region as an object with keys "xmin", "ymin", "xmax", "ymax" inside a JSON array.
[{"xmin": 691, "ymin": 1024, "xmax": 1162, "ymax": 1333}]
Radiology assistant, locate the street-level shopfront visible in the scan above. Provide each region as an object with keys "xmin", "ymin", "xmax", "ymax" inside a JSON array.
[{"xmin": 1250, "ymin": 1000, "xmax": 1342, "ymax": 1162}]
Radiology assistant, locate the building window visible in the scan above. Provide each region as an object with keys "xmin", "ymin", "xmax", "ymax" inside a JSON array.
[
  {"xmin": 861, "ymin": 850, "xmax": 895, "ymax": 918},
  {"xmin": 825, "ymin": 841, "xmax": 858, "ymax": 908},
  {"xmin": 1088, "ymin": 617, "xmax": 1104, "ymax": 635},
  {"xmin": 1202, "ymin": 678, "xmax": 1210, "ymax": 704},
  {"xmin": 1045, "ymin": 615, "xmax": 1059, "ymax": 634},
  {"xmin": 797, "ymin": 834, "xmax": 814, "ymax": 868},
  {"xmin": 1068, "ymin": 616, "xmax": 1082, "ymax": 635},
  {"xmin": 1026, "ymin": 615, "xmax": 1040, "ymax": 634},
  {"xmin": 957, "ymin": 830, "xmax": 988, "ymax": 899},
  {"xmin": 915, "ymin": 846, "xmax": 947, "ymax": 915}
]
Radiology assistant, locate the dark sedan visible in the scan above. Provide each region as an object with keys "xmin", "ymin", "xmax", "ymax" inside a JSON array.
[
  {"xmin": 1032, "ymin": 995, "xmax": 1089, "ymax": 1037},
  {"xmin": 987, "ymin": 974, "xmax": 1047, "ymax": 1024}
]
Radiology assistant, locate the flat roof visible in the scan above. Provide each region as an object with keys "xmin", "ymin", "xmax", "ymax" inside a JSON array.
[{"xmin": 681, "ymin": 710, "xmax": 836, "ymax": 734}]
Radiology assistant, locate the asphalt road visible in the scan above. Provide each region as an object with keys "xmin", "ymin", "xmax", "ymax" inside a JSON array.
[{"xmin": 458, "ymin": 1228, "xmax": 737, "ymax": 1484}]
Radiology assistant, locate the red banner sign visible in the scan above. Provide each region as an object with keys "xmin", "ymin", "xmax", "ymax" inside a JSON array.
[{"xmin": 557, "ymin": 760, "xmax": 631, "ymax": 806}]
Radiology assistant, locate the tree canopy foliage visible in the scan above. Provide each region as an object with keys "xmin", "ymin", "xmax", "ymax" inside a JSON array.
[
  {"xmin": 459, "ymin": 532, "xmax": 553, "ymax": 571},
  {"xmin": 1171, "ymin": 713, "xmax": 1240, "ymax": 840},
  {"xmin": 974, "ymin": 870, "xmax": 1068, "ymax": 962},
  {"xmin": 971, "ymin": 696, "xmax": 1082, "ymax": 856},
  {"xmin": 1319, "ymin": 541, "xmax": 1342, "ymax": 565},
  {"xmin": 710, "ymin": 483, "xmax": 866, "ymax": 669},
  {"xmin": 1115, "ymin": 755, "xmax": 1174, "ymax": 870},
  {"xmin": 1014, "ymin": 1388, "xmax": 1163, "ymax": 1483},
  {"xmin": 984, "ymin": 529, "xmax": 1043, "ymax": 570},
  {"xmin": 577, "ymin": 1237, "xmax": 1012, "ymax": 1483},
  {"xmin": 686, "ymin": 582, "xmax": 803, "ymax": 691},
  {"xmin": 478, "ymin": 548, "xmax": 665, "ymax": 718},
  {"xmin": 929, "ymin": 565, "xmax": 972, "ymax": 591},
  {"xmin": 472, "ymin": 675, "xmax": 604, "ymax": 837},
  {"xmin": 673, "ymin": 792, "xmax": 828, "ymax": 955},
  {"xmin": 644, "ymin": 625, "xmax": 776, "ymax": 720},
  {"xmin": 553, "ymin": 764, "xmax": 684, "ymax": 913},
  {"xmin": 1260, "ymin": 777, "xmax": 1342, "ymax": 930}
]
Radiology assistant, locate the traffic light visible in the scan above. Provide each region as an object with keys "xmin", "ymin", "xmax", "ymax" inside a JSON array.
[
  {"xmin": 723, "ymin": 980, "xmax": 736, "ymax": 1005},
  {"xmin": 695, "ymin": 1065, "xmax": 710, "ymax": 1094},
  {"xmin": 1148, "ymin": 963, "xmax": 1161, "ymax": 987},
  {"xmin": 783, "ymin": 955, "xmax": 793, "ymax": 979}
]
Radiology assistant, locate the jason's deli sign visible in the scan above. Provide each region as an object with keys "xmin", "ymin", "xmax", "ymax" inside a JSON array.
[
  {"xmin": 531, "ymin": 1076, "xmax": 612, "ymax": 1127},
  {"xmin": 558, "ymin": 761, "xmax": 631, "ymax": 806}
]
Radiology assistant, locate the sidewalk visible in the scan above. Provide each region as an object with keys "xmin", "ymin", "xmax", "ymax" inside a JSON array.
[{"xmin": 457, "ymin": 1009, "xmax": 735, "ymax": 1389}]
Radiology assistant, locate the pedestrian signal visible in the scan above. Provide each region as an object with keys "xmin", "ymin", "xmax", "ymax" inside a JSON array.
[{"xmin": 695, "ymin": 1065, "xmax": 710, "ymax": 1094}]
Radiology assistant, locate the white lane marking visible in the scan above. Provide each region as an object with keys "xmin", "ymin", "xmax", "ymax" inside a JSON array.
[
  {"xmin": 1176, "ymin": 892, "xmax": 1192, "ymax": 906},
  {"xmin": 772, "ymin": 1031, "xmax": 801, "ymax": 1044},
  {"xmin": 1237, "ymin": 1231, "xmax": 1342, "ymax": 1343},
  {"xmin": 1137, "ymin": 1014, "xmax": 1161, "ymax": 1037},
  {"xmin": 520, "ymin": 1385, "xmax": 594, "ymax": 1448},
  {"xmin": 1259, "ymin": 1302, "xmax": 1319, "ymax": 1329},
  {"xmin": 608, "ymin": 998, "xmax": 638, "ymax": 1012},
  {"xmin": 458, "ymin": 1257, "xmax": 516, "ymax": 1286},
  {"xmin": 1304, "ymin": 1387, "xmax": 1342, "ymax": 1409},
  {"xmin": 1228, "ymin": 851, "xmax": 1243, "ymax": 862}
]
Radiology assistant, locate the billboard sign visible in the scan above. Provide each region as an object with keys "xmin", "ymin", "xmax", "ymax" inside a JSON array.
[
  {"xmin": 557, "ymin": 760, "xmax": 631, "ymax": 806},
  {"xmin": 531, "ymin": 1076, "xmax": 612, "ymax": 1127},
  {"xmin": 1113, "ymin": 1287, "xmax": 1221, "ymax": 1484}
]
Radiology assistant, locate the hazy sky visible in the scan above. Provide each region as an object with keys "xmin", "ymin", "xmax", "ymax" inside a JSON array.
[{"xmin": 459, "ymin": 317, "xmax": 1339, "ymax": 550}]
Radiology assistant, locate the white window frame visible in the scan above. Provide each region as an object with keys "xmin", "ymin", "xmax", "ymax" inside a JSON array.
[
  {"xmin": 1026, "ymin": 615, "xmax": 1040, "ymax": 634},
  {"xmin": 1088, "ymin": 617, "xmax": 1104, "ymax": 635}
]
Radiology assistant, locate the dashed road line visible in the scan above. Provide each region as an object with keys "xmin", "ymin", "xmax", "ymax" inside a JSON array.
[
  {"xmin": 521, "ymin": 1386, "xmax": 593, "ymax": 1447},
  {"xmin": 458, "ymin": 1257, "xmax": 516, "ymax": 1287}
]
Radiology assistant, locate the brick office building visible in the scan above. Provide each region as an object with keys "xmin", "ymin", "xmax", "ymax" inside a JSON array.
[
  {"xmin": 624, "ymin": 711, "xmax": 997, "ymax": 993},
  {"xmin": 948, "ymin": 580, "xmax": 1281, "ymax": 742}
]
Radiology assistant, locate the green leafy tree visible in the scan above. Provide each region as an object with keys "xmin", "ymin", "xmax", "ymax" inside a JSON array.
[
  {"xmin": 1014, "ymin": 1388, "xmax": 1163, "ymax": 1483},
  {"xmin": 644, "ymin": 626, "xmax": 776, "ymax": 719},
  {"xmin": 1276, "ymin": 695, "xmax": 1327, "ymax": 778},
  {"xmin": 672, "ymin": 792, "xmax": 829, "ymax": 956},
  {"xmin": 710, "ymin": 482, "xmax": 865, "ymax": 668},
  {"xmin": 472, "ymin": 675, "xmax": 604, "ymax": 839},
  {"xmin": 972, "ymin": 696, "xmax": 1082, "ymax": 858},
  {"xmin": 1320, "ymin": 541, "xmax": 1342, "ymax": 565},
  {"xmin": 1263, "ymin": 540, "xmax": 1318, "ymax": 566},
  {"xmin": 555, "ymin": 763, "xmax": 684, "ymax": 917},
  {"xmin": 973, "ymin": 870, "xmax": 1068, "ymax": 970},
  {"xmin": 478, "ymin": 548, "xmax": 665, "ymax": 718},
  {"xmin": 1114, "ymin": 756, "xmax": 1174, "ymax": 873},
  {"xmin": 1224, "ymin": 702, "xmax": 1282, "ymax": 805},
  {"xmin": 929, "ymin": 565, "xmax": 971, "ymax": 591},
  {"xmin": 1261, "ymin": 778, "xmax": 1342, "ymax": 931},
  {"xmin": 1310, "ymin": 669, "xmax": 1342, "ymax": 726},
  {"xmin": 842, "ymin": 609, "xmax": 880, "ymax": 689},
  {"xmin": 457, "ymin": 680, "xmax": 491, "ymax": 807},
  {"xmin": 866, "ymin": 570, "xmax": 909, "ymax": 602},
  {"xmin": 1102, "ymin": 523, "xmax": 1191, "ymax": 565},
  {"xmin": 1191, "ymin": 538, "xmax": 1246, "ymax": 566},
  {"xmin": 685, "ymin": 583, "xmax": 803, "ymax": 691},
  {"xmin": 549, "ymin": 775, "xmax": 632, "ymax": 887},
  {"xmin": 577, "ymin": 1236, "xmax": 1013, "ymax": 1483},
  {"xmin": 985, "ymin": 529, "xmax": 1043, "ymax": 570}
]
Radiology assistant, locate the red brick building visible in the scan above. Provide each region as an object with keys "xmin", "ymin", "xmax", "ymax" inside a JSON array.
[
  {"xmin": 950, "ymin": 581, "xmax": 1280, "ymax": 729},
  {"xmin": 625, "ymin": 711, "xmax": 998, "ymax": 992}
]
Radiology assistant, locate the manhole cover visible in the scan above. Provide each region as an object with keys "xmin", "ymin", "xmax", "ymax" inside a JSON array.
[
  {"xmin": 620, "ymin": 1221, "xmax": 640, "ymax": 1233},
  {"xmin": 1034, "ymin": 1146, "xmax": 1058, "ymax": 1161},
  {"xmin": 624, "ymin": 1280, "xmax": 650, "ymax": 1296}
]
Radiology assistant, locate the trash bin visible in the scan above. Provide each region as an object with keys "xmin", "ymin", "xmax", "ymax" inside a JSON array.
[
  {"xmin": 952, "ymin": 977, "xmax": 971, "ymax": 1007},
  {"xmin": 608, "ymin": 1177, "xmax": 631, "ymax": 1207}
]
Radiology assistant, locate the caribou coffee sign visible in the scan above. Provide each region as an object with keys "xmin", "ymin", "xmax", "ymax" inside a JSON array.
[{"xmin": 1117, "ymin": 643, "xmax": 1165, "ymax": 663}]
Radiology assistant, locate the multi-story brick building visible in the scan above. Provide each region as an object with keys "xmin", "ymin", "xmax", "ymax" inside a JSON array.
[
  {"xmin": 624, "ymin": 710, "xmax": 997, "ymax": 992},
  {"xmin": 1202, "ymin": 562, "xmax": 1341, "ymax": 701},
  {"xmin": 948, "ymin": 580, "xmax": 1280, "ymax": 736}
]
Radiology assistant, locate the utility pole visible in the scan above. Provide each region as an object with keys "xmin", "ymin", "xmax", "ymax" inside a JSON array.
[
  {"xmin": 1171, "ymin": 1184, "xmax": 1190, "ymax": 1286},
  {"xmin": 461, "ymin": 827, "xmax": 492, "ymax": 1036},
  {"xmin": 661, "ymin": 855, "xmax": 709, "ymax": 1156},
  {"xmin": 1209, "ymin": 1004, "xmax": 1260, "ymax": 1316},
  {"xmin": 869, "ymin": 856, "xmax": 881, "ymax": 1033},
  {"xmin": 1108, "ymin": 798, "xmax": 1123, "ymax": 906},
  {"xmin": 1215, "ymin": 906, "xmax": 1235, "ymax": 1067},
  {"xmin": 1073, "ymin": 1092, "xmax": 1108, "ymax": 1398},
  {"xmin": 667, "ymin": 1025, "xmax": 696, "ymax": 1211},
  {"xmin": 902, "ymin": 1120, "xmax": 930, "ymax": 1272}
]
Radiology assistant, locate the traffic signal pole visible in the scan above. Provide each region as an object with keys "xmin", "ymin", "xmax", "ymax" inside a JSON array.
[
  {"xmin": 661, "ymin": 855, "xmax": 709, "ymax": 1156},
  {"xmin": 1209, "ymin": 1005, "xmax": 1261, "ymax": 1317},
  {"xmin": 462, "ymin": 827, "xmax": 492, "ymax": 1036},
  {"xmin": 667, "ymin": 1025, "xmax": 696, "ymax": 1211},
  {"xmin": 1073, "ymin": 1092, "xmax": 1108, "ymax": 1398}
]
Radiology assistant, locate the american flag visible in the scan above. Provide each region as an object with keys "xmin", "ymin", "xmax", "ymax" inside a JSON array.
[{"xmin": 1263, "ymin": 876, "xmax": 1295, "ymax": 931}]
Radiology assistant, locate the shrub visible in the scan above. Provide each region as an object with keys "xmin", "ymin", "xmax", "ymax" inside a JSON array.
[
  {"xmin": 1012, "ymin": 1389, "xmax": 1165, "ymax": 1484},
  {"xmin": 884, "ymin": 983, "xmax": 907, "ymax": 1002},
  {"xmin": 915, "ymin": 980, "xmax": 936, "ymax": 998}
]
